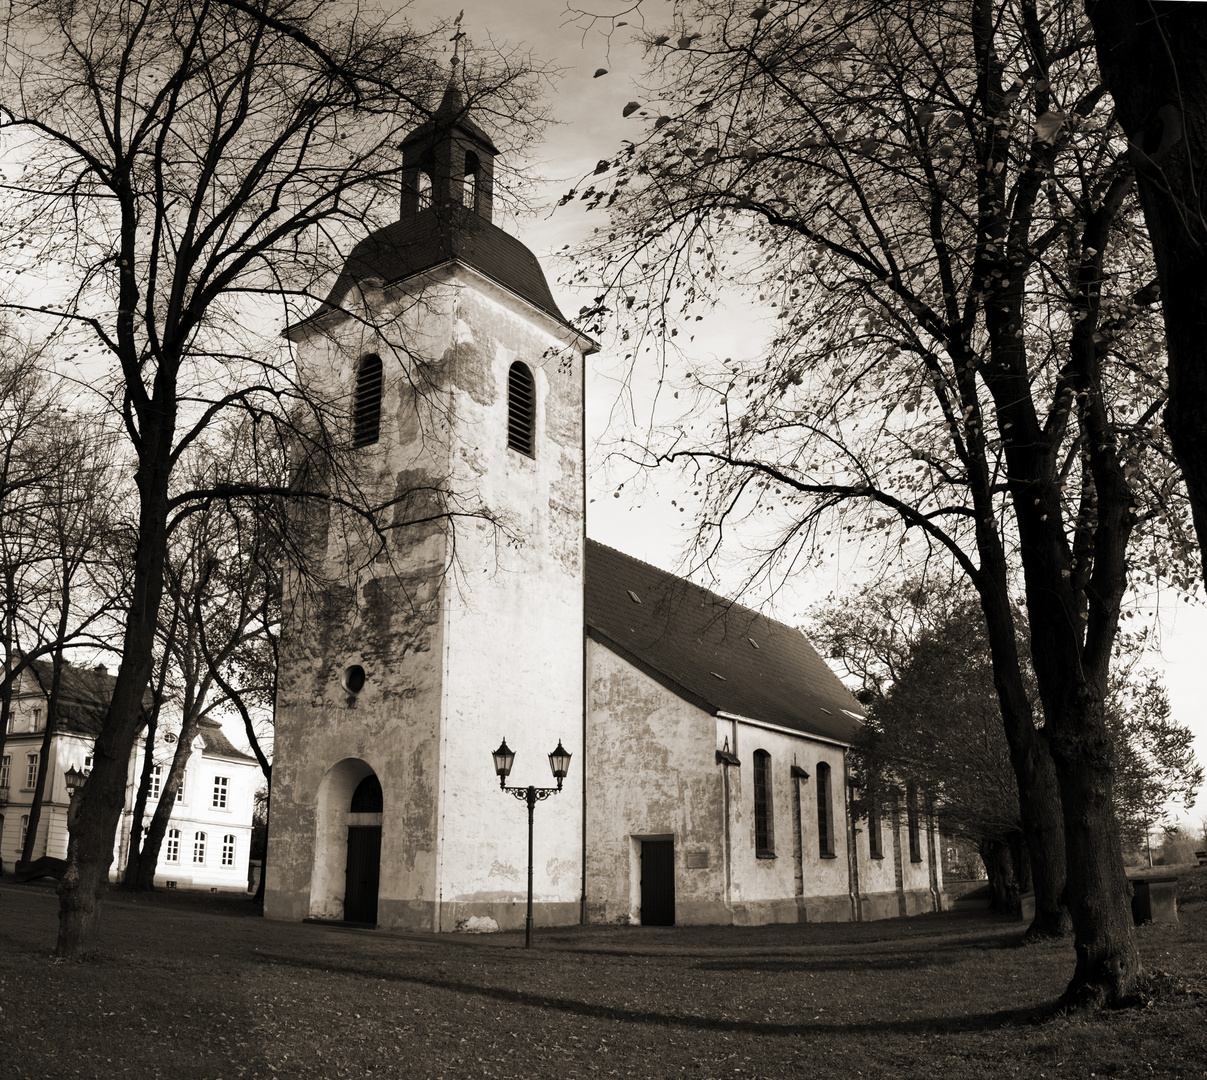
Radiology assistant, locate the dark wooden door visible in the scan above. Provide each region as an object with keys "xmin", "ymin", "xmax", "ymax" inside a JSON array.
[
  {"xmin": 640, "ymin": 839, "xmax": 675, "ymax": 925},
  {"xmin": 344, "ymin": 825, "xmax": 381, "ymax": 925}
]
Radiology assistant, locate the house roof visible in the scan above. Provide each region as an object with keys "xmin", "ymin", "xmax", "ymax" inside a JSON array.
[
  {"xmin": 585, "ymin": 541, "xmax": 864, "ymax": 744},
  {"xmin": 289, "ymin": 205, "xmax": 569, "ymax": 337},
  {"xmin": 196, "ymin": 717, "xmax": 258, "ymax": 764},
  {"xmin": 20, "ymin": 660, "xmax": 126, "ymax": 736}
]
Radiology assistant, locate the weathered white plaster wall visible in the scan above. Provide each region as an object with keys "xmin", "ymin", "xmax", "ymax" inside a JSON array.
[
  {"xmin": 585, "ymin": 639, "xmax": 729, "ymax": 926},
  {"xmin": 267, "ymin": 269, "xmax": 588, "ymax": 931}
]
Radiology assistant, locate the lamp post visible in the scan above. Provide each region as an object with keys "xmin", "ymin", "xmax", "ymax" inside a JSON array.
[
  {"xmin": 64, "ymin": 764, "xmax": 86, "ymax": 828},
  {"xmin": 492, "ymin": 737, "xmax": 571, "ymax": 949}
]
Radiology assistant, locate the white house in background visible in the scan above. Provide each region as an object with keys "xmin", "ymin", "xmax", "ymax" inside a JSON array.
[
  {"xmin": 114, "ymin": 716, "xmax": 259, "ymax": 892},
  {"xmin": 1, "ymin": 659, "xmax": 259, "ymax": 892}
]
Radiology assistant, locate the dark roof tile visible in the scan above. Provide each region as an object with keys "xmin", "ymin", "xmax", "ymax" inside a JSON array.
[
  {"xmin": 293, "ymin": 206, "xmax": 567, "ymax": 335},
  {"xmin": 585, "ymin": 541, "xmax": 863, "ymax": 744}
]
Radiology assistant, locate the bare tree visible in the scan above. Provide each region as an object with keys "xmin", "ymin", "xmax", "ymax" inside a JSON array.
[
  {"xmin": 0, "ymin": 0, "xmax": 545, "ymax": 955},
  {"xmin": 19, "ymin": 416, "xmax": 126, "ymax": 866},
  {"xmin": 1083, "ymin": 2, "xmax": 1207, "ymax": 576},
  {"xmin": 573, "ymin": 0, "xmax": 1192, "ymax": 1005}
]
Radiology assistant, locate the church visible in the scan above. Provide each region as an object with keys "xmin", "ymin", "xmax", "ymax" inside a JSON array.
[{"xmin": 263, "ymin": 78, "xmax": 944, "ymax": 933}]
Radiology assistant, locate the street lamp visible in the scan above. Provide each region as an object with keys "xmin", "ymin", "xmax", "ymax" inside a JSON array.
[
  {"xmin": 492, "ymin": 737, "xmax": 572, "ymax": 949},
  {"xmin": 64, "ymin": 765, "xmax": 86, "ymax": 797},
  {"xmin": 64, "ymin": 764, "xmax": 87, "ymax": 828}
]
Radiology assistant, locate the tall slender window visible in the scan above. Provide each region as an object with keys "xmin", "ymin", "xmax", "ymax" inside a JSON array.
[
  {"xmin": 816, "ymin": 761, "xmax": 835, "ymax": 857},
  {"xmin": 752, "ymin": 750, "xmax": 774, "ymax": 856},
  {"xmin": 463, "ymin": 151, "xmax": 480, "ymax": 211},
  {"xmin": 1, "ymin": 754, "xmax": 9, "ymax": 790},
  {"xmin": 507, "ymin": 361, "xmax": 535, "ymax": 456},
  {"xmin": 352, "ymin": 353, "xmax": 384, "ymax": 448},
  {"xmin": 149, "ymin": 765, "xmax": 162, "ymax": 799},
  {"xmin": 25, "ymin": 753, "xmax": 38, "ymax": 788},
  {"xmin": 194, "ymin": 831, "xmax": 207, "ymax": 864},
  {"xmin": 907, "ymin": 782, "xmax": 922, "ymax": 862},
  {"xmin": 166, "ymin": 828, "xmax": 180, "ymax": 863},
  {"xmin": 222, "ymin": 834, "xmax": 236, "ymax": 867},
  {"xmin": 21, "ymin": 815, "xmax": 29, "ymax": 846},
  {"xmin": 867, "ymin": 788, "xmax": 883, "ymax": 859},
  {"xmin": 416, "ymin": 170, "xmax": 432, "ymax": 210}
]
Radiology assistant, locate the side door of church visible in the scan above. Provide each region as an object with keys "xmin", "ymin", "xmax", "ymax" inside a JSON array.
[
  {"xmin": 640, "ymin": 839, "xmax": 675, "ymax": 925},
  {"xmin": 344, "ymin": 825, "xmax": 382, "ymax": 925}
]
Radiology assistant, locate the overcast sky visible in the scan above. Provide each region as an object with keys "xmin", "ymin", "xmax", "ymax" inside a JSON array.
[{"xmin": 412, "ymin": 1, "xmax": 1207, "ymax": 830}]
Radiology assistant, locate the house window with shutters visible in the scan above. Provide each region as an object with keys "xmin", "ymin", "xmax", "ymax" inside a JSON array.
[
  {"xmin": 752, "ymin": 750, "xmax": 774, "ymax": 857},
  {"xmin": 352, "ymin": 353, "xmax": 384, "ymax": 448},
  {"xmin": 506, "ymin": 361, "xmax": 535, "ymax": 456},
  {"xmin": 816, "ymin": 761, "xmax": 835, "ymax": 858},
  {"xmin": 193, "ymin": 831, "xmax": 207, "ymax": 864},
  {"xmin": 222, "ymin": 834, "xmax": 236, "ymax": 867},
  {"xmin": 165, "ymin": 829, "xmax": 180, "ymax": 863}
]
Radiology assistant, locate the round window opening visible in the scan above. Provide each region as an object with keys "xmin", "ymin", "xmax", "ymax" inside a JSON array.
[{"xmin": 342, "ymin": 664, "xmax": 367, "ymax": 694}]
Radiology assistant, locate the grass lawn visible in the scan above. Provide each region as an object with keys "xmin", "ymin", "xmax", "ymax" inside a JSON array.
[{"xmin": 1, "ymin": 872, "xmax": 1205, "ymax": 1080}]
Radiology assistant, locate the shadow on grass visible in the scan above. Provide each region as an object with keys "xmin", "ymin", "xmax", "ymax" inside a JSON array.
[{"xmin": 251, "ymin": 950, "xmax": 1064, "ymax": 1037}]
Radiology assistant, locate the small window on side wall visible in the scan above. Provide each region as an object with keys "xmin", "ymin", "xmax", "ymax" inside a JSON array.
[
  {"xmin": 817, "ymin": 761, "xmax": 835, "ymax": 857},
  {"xmin": 752, "ymin": 749, "xmax": 774, "ymax": 857},
  {"xmin": 907, "ymin": 782, "xmax": 922, "ymax": 862},
  {"xmin": 353, "ymin": 353, "xmax": 383, "ymax": 448},
  {"xmin": 417, "ymin": 170, "xmax": 432, "ymax": 210},
  {"xmin": 507, "ymin": 361, "xmax": 535, "ymax": 456}
]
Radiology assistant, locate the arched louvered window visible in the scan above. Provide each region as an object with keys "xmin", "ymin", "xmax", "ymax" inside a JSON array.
[
  {"xmin": 753, "ymin": 749, "xmax": 774, "ymax": 857},
  {"xmin": 463, "ymin": 151, "xmax": 479, "ymax": 212},
  {"xmin": 353, "ymin": 353, "xmax": 383, "ymax": 448},
  {"xmin": 507, "ymin": 361, "xmax": 535, "ymax": 456},
  {"xmin": 817, "ymin": 761, "xmax": 835, "ymax": 857}
]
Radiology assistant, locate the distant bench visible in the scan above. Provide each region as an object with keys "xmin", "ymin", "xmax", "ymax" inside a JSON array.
[{"xmin": 1129, "ymin": 875, "xmax": 1177, "ymax": 925}]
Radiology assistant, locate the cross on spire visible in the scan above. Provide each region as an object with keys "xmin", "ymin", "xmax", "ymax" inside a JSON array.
[{"xmin": 450, "ymin": 10, "xmax": 465, "ymax": 68}]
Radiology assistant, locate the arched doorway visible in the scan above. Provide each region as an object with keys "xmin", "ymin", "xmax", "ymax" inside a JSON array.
[
  {"xmin": 344, "ymin": 775, "xmax": 383, "ymax": 925},
  {"xmin": 309, "ymin": 759, "xmax": 382, "ymax": 924}
]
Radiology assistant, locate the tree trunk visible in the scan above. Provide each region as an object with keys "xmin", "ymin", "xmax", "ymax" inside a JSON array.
[
  {"xmin": 136, "ymin": 708, "xmax": 201, "ymax": 889},
  {"xmin": 121, "ymin": 714, "xmax": 158, "ymax": 888},
  {"xmin": 1048, "ymin": 692, "xmax": 1142, "ymax": 1007},
  {"xmin": 976, "ymin": 574, "xmax": 1071, "ymax": 938},
  {"xmin": 979, "ymin": 838, "xmax": 1018, "ymax": 914},
  {"xmin": 55, "ymin": 433, "xmax": 170, "ymax": 956},
  {"xmin": 1085, "ymin": 1, "xmax": 1207, "ymax": 575}
]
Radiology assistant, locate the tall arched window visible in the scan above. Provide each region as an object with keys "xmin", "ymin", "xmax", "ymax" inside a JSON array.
[
  {"xmin": 353, "ymin": 353, "xmax": 383, "ymax": 448},
  {"xmin": 463, "ymin": 151, "xmax": 480, "ymax": 211},
  {"xmin": 752, "ymin": 749, "xmax": 774, "ymax": 857},
  {"xmin": 416, "ymin": 170, "xmax": 432, "ymax": 210},
  {"xmin": 507, "ymin": 361, "xmax": 535, "ymax": 456},
  {"xmin": 816, "ymin": 761, "xmax": 835, "ymax": 857},
  {"xmin": 906, "ymin": 782, "xmax": 922, "ymax": 862},
  {"xmin": 867, "ymin": 787, "xmax": 883, "ymax": 859}
]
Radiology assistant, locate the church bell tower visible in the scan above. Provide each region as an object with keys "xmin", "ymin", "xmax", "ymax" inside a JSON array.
[{"xmin": 264, "ymin": 69, "xmax": 596, "ymax": 932}]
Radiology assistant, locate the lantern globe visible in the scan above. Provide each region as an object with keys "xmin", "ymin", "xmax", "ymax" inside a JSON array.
[
  {"xmin": 548, "ymin": 740, "xmax": 572, "ymax": 788},
  {"xmin": 492, "ymin": 738, "xmax": 515, "ymax": 787},
  {"xmin": 64, "ymin": 764, "xmax": 85, "ymax": 795}
]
